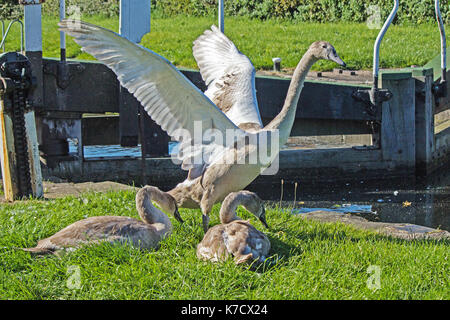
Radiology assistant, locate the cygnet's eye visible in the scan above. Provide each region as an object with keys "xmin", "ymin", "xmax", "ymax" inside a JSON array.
[{"xmin": 322, "ymin": 44, "xmax": 327, "ymax": 49}]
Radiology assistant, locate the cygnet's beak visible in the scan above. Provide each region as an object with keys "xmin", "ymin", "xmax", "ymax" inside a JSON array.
[
  {"xmin": 174, "ymin": 207, "xmax": 184, "ymax": 224},
  {"xmin": 331, "ymin": 54, "xmax": 346, "ymax": 68},
  {"xmin": 259, "ymin": 208, "xmax": 269, "ymax": 229}
]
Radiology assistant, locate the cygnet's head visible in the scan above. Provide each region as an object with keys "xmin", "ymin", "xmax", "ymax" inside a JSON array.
[{"xmin": 309, "ymin": 41, "xmax": 346, "ymax": 67}]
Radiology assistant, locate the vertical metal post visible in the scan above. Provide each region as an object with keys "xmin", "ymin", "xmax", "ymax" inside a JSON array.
[
  {"xmin": 22, "ymin": 1, "xmax": 43, "ymax": 198},
  {"xmin": 352, "ymin": 1, "xmax": 398, "ymax": 149},
  {"xmin": 24, "ymin": 4, "xmax": 42, "ymax": 53},
  {"xmin": 119, "ymin": 0, "xmax": 151, "ymax": 43},
  {"xmin": 59, "ymin": 0, "xmax": 66, "ymax": 62},
  {"xmin": 1, "ymin": 20, "xmax": 5, "ymax": 52},
  {"xmin": 119, "ymin": 0, "xmax": 152, "ymax": 184},
  {"xmin": 118, "ymin": 0, "xmax": 151, "ymax": 148},
  {"xmin": 0, "ymin": 20, "xmax": 24, "ymax": 53},
  {"xmin": 435, "ymin": 0, "xmax": 446, "ymax": 82},
  {"xmin": 373, "ymin": 0, "xmax": 399, "ymax": 90},
  {"xmin": 23, "ymin": 2, "xmax": 43, "ymax": 108},
  {"xmin": 218, "ymin": 0, "xmax": 224, "ymax": 33}
]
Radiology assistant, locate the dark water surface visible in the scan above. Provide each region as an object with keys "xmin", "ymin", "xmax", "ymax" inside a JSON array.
[{"xmin": 260, "ymin": 164, "xmax": 450, "ymax": 232}]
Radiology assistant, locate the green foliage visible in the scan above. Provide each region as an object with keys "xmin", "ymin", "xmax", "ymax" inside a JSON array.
[
  {"xmin": 157, "ymin": 0, "xmax": 450, "ymax": 24},
  {"xmin": 0, "ymin": 0, "xmax": 121, "ymax": 20},
  {"xmin": 156, "ymin": 0, "xmax": 216, "ymax": 17},
  {"xmin": 0, "ymin": 0, "xmax": 22, "ymax": 20},
  {"xmin": 1, "ymin": 0, "xmax": 448, "ymax": 24},
  {"xmin": 41, "ymin": 0, "xmax": 120, "ymax": 18}
]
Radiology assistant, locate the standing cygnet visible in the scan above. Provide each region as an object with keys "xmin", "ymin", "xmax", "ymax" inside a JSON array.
[
  {"xmin": 196, "ymin": 191, "xmax": 270, "ymax": 265},
  {"xmin": 22, "ymin": 186, "xmax": 180, "ymax": 255}
]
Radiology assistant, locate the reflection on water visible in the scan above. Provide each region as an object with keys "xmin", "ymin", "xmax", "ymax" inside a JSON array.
[
  {"xmin": 293, "ymin": 204, "xmax": 374, "ymax": 214},
  {"xmin": 68, "ymin": 141, "xmax": 178, "ymax": 158},
  {"xmin": 258, "ymin": 165, "xmax": 450, "ymax": 232},
  {"xmin": 68, "ymin": 140, "xmax": 449, "ymax": 232}
]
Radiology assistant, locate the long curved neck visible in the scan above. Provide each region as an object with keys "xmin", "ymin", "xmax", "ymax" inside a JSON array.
[
  {"xmin": 136, "ymin": 188, "xmax": 172, "ymax": 237},
  {"xmin": 265, "ymin": 50, "xmax": 318, "ymax": 145},
  {"xmin": 219, "ymin": 193, "xmax": 254, "ymax": 224}
]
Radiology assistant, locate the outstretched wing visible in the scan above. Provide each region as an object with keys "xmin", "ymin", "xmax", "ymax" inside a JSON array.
[
  {"xmin": 59, "ymin": 20, "xmax": 246, "ymax": 175},
  {"xmin": 193, "ymin": 26, "xmax": 263, "ymax": 131}
]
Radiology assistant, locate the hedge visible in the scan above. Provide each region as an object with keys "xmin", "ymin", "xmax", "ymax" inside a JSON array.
[
  {"xmin": 1, "ymin": 0, "xmax": 448, "ymax": 24},
  {"xmin": 1, "ymin": 0, "xmax": 22, "ymax": 20},
  {"xmin": 157, "ymin": 0, "xmax": 450, "ymax": 24},
  {"xmin": 0, "ymin": 0, "xmax": 122, "ymax": 19}
]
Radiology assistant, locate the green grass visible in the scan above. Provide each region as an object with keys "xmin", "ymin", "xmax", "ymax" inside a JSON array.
[
  {"xmin": 2, "ymin": 15, "xmax": 449, "ymax": 71},
  {"xmin": 0, "ymin": 190, "xmax": 448, "ymax": 299}
]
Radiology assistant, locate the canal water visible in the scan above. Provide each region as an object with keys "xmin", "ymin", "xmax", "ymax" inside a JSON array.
[
  {"xmin": 69, "ymin": 141, "xmax": 179, "ymax": 158},
  {"xmin": 69, "ymin": 142, "xmax": 450, "ymax": 232},
  {"xmin": 261, "ymin": 164, "xmax": 450, "ymax": 232}
]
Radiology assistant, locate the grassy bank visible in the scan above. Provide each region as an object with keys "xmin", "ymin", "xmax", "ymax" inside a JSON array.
[
  {"xmin": 2, "ymin": 15, "xmax": 448, "ymax": 71},
  {"xmin": 0, "ymin": 190, "xmax": 448, "ymax": 299}
]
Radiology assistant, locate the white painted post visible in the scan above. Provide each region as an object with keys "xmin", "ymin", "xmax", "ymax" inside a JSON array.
[
  {"xmin": 118, "ymin": 1, "xmax": 151, "ymax": 152},
  {"xmin": 23, "ymin": 2, "xmax": 44, "ymax": 198},
  {"xmin": 23, "ymin": 1, "xmax": 44, "ymax": 107},
  {"xmin": 218, "ymin": 0, "xmax": 224, "ymax": 33},
  {"xmin": 24, "ymin": 4, "xmax": 42, "ymax": 53},
  {"xmin": 119, "ymin": 0, "xmax": 151, "ymax": 43},
  {"xmin": 59, "ymin": 0, "xmax": 66, "ymax": 61}
]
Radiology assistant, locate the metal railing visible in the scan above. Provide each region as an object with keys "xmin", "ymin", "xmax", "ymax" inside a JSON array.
[
  {"xmin": 435, "ymin": 0, "xmax": 447, "ymax": 82},
  {"xmin": 1, "ymin": 20, "xmax": 5, "ymax": 51},
  {"xmin": 373, "ymin": 0, "xmax": 399, "ymax": 90},
  {"xmin": 0, "ymin": 19, "xmax": 24, "ymax": 53}
]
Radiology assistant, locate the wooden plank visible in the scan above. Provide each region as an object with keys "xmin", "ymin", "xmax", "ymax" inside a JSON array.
[
  {"xmin": 289, "ymin": 119, "xmax": 372, "ymax": 136},
  {"xmin": 434, "ymin": 78, "xmax": 450, "ymax": 113},
  {"xmin": 42, "ymin": 59, "xmax": 120, "ymax": 113},
  {"xmin": 118, "ymin": 86, "xmax": 139, "ymax": 147},
  {"xmin": 255, "ymin": 76, "xmax": 376, "ymax": 121},
  {"xmin": 82, "ymin": 115, "xmax": 120, "ymax": 146},
  {"xmin": 42, "ymin": 60, "xmax": 375, "ymax": 121},
  {"xmin": 180, "ymin": 69, "xmax": 207, "ymax": 91},
  {"xmin": 24, "ymin": 110, "xmax": 43, "ymax": 198},
  {"xmin": 139, "ymin": 105, "xmax": 169, "ymax": 157},
  {"xmin": 380, "ymin": 71, "xmax": 416, "ymax": 167},
  {"xmin": 424, "ymin": 46, "xmax": 450, "ymax": 82},
  {"xmin": 0, "ymin": 105, "xmax": 17, "ymax": 201},
  {"xmin": 41, "ymin": 146, "xmax": 412, "ymax": 190},
  {"xmin": 435, "ymin": 126, "xmax": 450, "ymax": 156},
  {"xmin": 26, "ymin": 51, "xmax": 44, "ymax": 108},
  {"xmin": 413, "ymin": 68, "xmax": 435, "ymax": 172},
  {"xmin": 423, "ymin": 48, "xmax": 450, "ymax": 113},
  {"xmin": 278, "ymin": 148, "xmax": 382, "ymax": 169}
]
